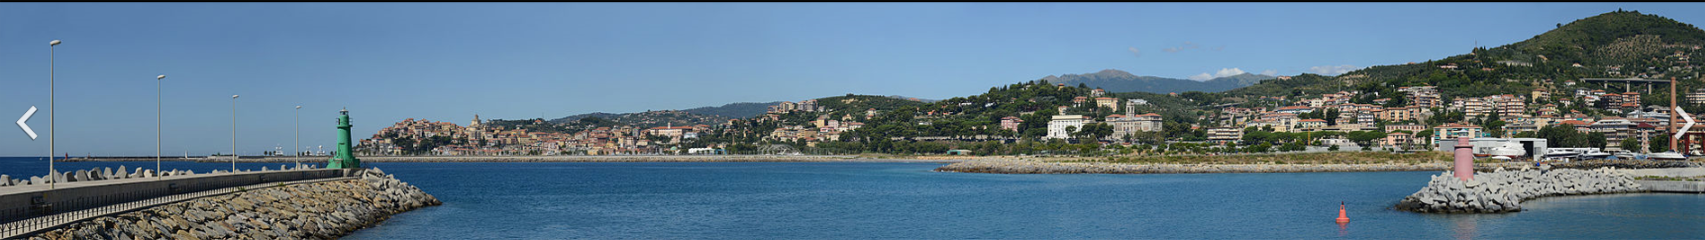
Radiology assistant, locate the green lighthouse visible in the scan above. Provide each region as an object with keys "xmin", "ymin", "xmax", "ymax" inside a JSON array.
[{"xmin": 327, "ymin": 108, "xmax": 361, "ymax": 169}]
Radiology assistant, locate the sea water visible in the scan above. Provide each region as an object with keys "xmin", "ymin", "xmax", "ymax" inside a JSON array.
[{"xmin": 3, "ymin": 158, "xmax": 1701, "ymax": 239}]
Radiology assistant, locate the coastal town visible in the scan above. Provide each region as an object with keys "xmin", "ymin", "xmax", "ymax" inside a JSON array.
[{"xmin": 348, "ymin": 10, "xmax": 1705, "ymax": 163}]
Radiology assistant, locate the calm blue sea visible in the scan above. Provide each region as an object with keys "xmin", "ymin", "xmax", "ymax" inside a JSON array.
[{"xmin": 3, "ymin": 157, "xmax": 1702, "ymax": 239}]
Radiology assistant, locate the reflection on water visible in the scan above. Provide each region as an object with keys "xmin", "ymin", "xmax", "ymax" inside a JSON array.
[{"xmin": 1453, "ymin": 215, "xmax": 1476, "ymax": 240}]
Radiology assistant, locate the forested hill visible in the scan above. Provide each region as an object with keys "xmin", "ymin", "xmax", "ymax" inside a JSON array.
[
  {"xmin": 1187, "ymin": 10, "xmax": 1704, "ymax": 110},
  {"xmin": 681, "ymin": 102, "xmax": 782, "ymax": 119},
  {"xmin": 1043, "ymin": 69, "xmax": 1274, "ymax": 94}
]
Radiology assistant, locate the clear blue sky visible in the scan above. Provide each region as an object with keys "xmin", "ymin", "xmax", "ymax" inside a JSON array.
[{"xmin": 1, "ymin": 3, "xmax": 1702, "ymax": 156}]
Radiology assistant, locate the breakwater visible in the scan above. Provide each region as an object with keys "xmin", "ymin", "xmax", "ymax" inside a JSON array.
[
  {"xmin": 933, "ymin": 158, "xmax": 1527, "ymax": 174},
  {"xmin": 61, "ymin": 155, "xmax": 935, "ymax": 163},
  {"xmin": 1550, "ymin": 160, "xmax": 1701, "ymax": 169},
  {"xmin": 1394, "ymin": 167, "xmax": 1644, "ymax": 213},
  {"xmin": 17, "ymin": 168, "xmax": 438, "ymax": 240},
  {"xmin": 0, "ymin": 164, "xmax": 315, "ymax": 187}
]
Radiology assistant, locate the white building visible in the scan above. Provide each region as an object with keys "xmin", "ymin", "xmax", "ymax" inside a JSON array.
[{"xmin": 1046, "ymin": 115, "xmax": 1088, "ymax": 140}]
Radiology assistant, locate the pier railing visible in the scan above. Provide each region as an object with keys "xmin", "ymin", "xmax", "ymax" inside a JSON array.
[{"xmin": 0, "ymin": 169, "xmax": 347, "ymax": 238}]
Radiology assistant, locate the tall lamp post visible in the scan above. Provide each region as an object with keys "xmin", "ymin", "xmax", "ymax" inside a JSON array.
[
  {"xmin": 232, "ymin": 95, "xmax": 239, "ymax": 173},
  {"xmin": 295, "ymin": 106, "xmax": 301, "ymax": 168},
  {"xmin": 48, "ymin": 40, "xmax": 60, "ymax": 189},
  {"xmin": 155, "ymin": 75, "xmax": 165, "ymax": 179}
]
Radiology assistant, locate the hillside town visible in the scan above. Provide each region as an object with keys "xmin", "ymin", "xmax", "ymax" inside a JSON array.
[
  {"xmin": 356, "ymin": 28, "xmax": 1703, "ymax": 159},
  {"xmin": 358, "ymin": 75, "xmax": 1705, "ymax": 159},
  {"xmin": 358, "ymin": 114, "xmax": 714, "ymax": 156}
]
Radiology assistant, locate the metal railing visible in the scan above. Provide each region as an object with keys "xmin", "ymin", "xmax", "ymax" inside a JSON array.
[{"xmin": 0, "ymin": 174, "xmax": 350, "ymax": 238}]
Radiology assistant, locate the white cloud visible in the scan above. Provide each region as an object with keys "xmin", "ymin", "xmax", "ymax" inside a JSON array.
[
  {"xmin": 1128, "ymin": 47, "xmax": 1141, "ymax": 57},
  {"xmin": 1188, "ymin": 68, "xmax": 1248, "ymax": 81},
  {"xmin": 1188, "ymin": 73, "xmax": 1215, "ymax": 81},
  {"xmin": 1213, "ymin": 68, "xmax": 1246, "ymax": 78},
  {"xmin": 1163, "ymin": 47, "xmax": 1181, "ymax": 53},
  {"xmin": 1308, "ymin": 65, "xmax": 1362, "ymax": 76},
  {"xmin": 1260, "ymin": 69, "xmax": 1279, "ymax": 76}
]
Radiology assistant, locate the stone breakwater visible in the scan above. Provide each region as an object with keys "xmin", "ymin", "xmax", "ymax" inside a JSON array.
[
  {"xmin": 1550, "ymin": 160, "xmax": 1702, "ymax": 169},
  {"xmin": 20, "ymin": 168, "xmax": 439, "ymax": 240},
  {"xmin": 933, "ymin": 159, "xmax": 1526, "ymax": 174},
  {"xmin": 1394, "ymin": 167, "xmax": 1643, "ymax": 213},
  {"xmin": 64, "ymin": 155, "xmax": 891, "ymax": 163},
  {"xmin": 0, "ymin": 164, "xmax": 317, "ymax": 188}
]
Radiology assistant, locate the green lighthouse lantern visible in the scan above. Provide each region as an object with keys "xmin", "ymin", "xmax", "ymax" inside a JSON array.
[{"xmin": 328, "ymin": 108, "xmax": 361, "ymax": 169}]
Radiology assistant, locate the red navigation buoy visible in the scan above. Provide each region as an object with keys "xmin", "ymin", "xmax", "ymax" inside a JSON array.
[{"xmin": 1336, "ymin": 202, "xmax": 1350, "ymax": 223}]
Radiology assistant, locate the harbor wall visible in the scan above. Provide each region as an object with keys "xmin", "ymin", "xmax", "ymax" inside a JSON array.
[
  {"xmin": 17, "ymin": 169, "xmax": 438, "ymax": 239},
  {"xmin": 0, "ymin": 168, "xmax": 346, "ymax": 226},
  {"xmin": 1394, "ymin": 167, "xmax": 1645, "ymax": 213}
]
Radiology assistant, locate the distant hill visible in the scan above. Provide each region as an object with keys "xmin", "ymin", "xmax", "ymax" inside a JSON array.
[
  {"xmin": 545, "ymin": 101, "xmax": 781, "ymax": 127},
  {"xmin": 548, "ymin": 112, "xmax": 625, "ymax": 124},
  {"xmin": 1210, "ymin": 10, "xmax": 1705, "ymax": 108},
  {"xmin": 1041, "ymin": 69, "xmax": 1275, "ymax": 94},
  {"xmin": 547, "ymin": 110, "xmax": 729, "ymax": 129},
  {"xmin": 681, "ymin": 102, "xmax": 782, "ymax": 119}
]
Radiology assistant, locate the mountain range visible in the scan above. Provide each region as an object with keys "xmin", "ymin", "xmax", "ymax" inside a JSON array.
[{"xmin": 1041, "ymin": 69, "xmax": 1276, "ymax": 94}]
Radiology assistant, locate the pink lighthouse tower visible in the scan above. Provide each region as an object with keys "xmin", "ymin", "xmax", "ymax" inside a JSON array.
[{"xmin": 1453, "ymin": 137, "xmax": 1474, "ymax": 180}]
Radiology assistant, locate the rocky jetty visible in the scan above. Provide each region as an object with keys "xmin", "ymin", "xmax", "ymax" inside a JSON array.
[
  {"xmin": 0, "ymin": 164, "xmax": 317, "ymax": 187},
  {"xmin": 1394, "ymin": 167, "xmax": 1643, "ymax": 213},
  {"xmin": 1550, "ymin": 160, "xmax": 1702, "ymax": 170},
  {"xmin": 20, "ymin": 168, "xmax": 439, "ymax": 240},
  {"xmin": 933, "ymin": 158, "xmax": 1526, "ymax": 174}
]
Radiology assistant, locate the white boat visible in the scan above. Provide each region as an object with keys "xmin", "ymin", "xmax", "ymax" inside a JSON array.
[
  {"xmin": 1612, "ymin": 151, "xmax": 1639, "ymax": 160},
  {"xmin": 1543, "ymin": 148, "xmax": 1582, "ymax": 159},
  {"xmin": 1578, "ymin": 149, "xmax": 1612, "ymax": 159},
  {"xmin": 1648, "ymin": 151, "xmax": 1686, "ymax": 161},
  {"xmin": 1486, "ymin": 143, "xmax": 1525, "ymax": 159},
  {"xmin": 1491, "ymin": 156, "xmax": 1513, "ymax": 161}
]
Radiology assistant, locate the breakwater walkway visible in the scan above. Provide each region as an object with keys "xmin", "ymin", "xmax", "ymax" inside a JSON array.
[
  {"xmin": 61, "ymin": 155, "xmax": 927, "ymax": 163},
  {"xmin": 933, "ymin": 158, "xmax": 1529, "ymax": 174},
  {"xmin": 17, "ymin": 168, "xmax": 437, "ymax": 240},
  {"xmin": 0, "ymin": 166, "xmax": 347, "ymax": 238}
]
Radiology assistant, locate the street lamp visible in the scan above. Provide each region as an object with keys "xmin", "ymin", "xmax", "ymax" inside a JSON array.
[
  {"xmin": 155, "ymin": 75, "xmax": 164, "ymax": 180},
  {"xmin": 48, "ymin": 40, "xmax": 60, "ymax": 189},
  {"xmin": 232, "ymin": 94, "xmax": 239, "ymax": 173},
  {"xmin": 295, "ymin": 105, "xmax": 301, "ymax": 168}
]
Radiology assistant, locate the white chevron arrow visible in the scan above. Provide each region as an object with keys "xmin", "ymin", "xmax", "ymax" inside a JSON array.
[
  {"xmin": 1677, "ymin": 106, "xmax": 1695, "ymax": 140},
  {"xmin": 18, "ymin": 106, "xmax": 37, "ymax": 140}
]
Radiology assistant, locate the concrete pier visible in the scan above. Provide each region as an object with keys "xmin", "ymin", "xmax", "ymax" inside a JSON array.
[
  {"xmin": 13, "ymin": 168, "xmax": 437, "ymax": 239},
  {"xmin": 0, "ymin": 168, "xmax": 347, "ymax": 238}
]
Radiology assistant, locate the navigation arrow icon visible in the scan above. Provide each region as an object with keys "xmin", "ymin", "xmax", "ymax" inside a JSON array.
[
  {"xmin": 1677, "ymin": 106, "xmax": 1695, "ymax": 140},
  {"xmin": 18, "ymin": 106, "xmax": 37, "ymax": 140}
]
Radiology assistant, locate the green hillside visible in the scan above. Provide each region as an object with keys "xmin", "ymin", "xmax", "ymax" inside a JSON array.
[
  {"xmin": 1200, "ymin": 10, "xmax": 1704, "ymax": 111},
  {"xmin": 1043, "ymin": 69, "xmax": 1275, "ymax": 94}
]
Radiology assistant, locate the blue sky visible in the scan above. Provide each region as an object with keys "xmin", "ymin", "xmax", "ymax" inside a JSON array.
[{"xmin": 1, "ymin": 3, "xmax": 1702, "ymax": 156}]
